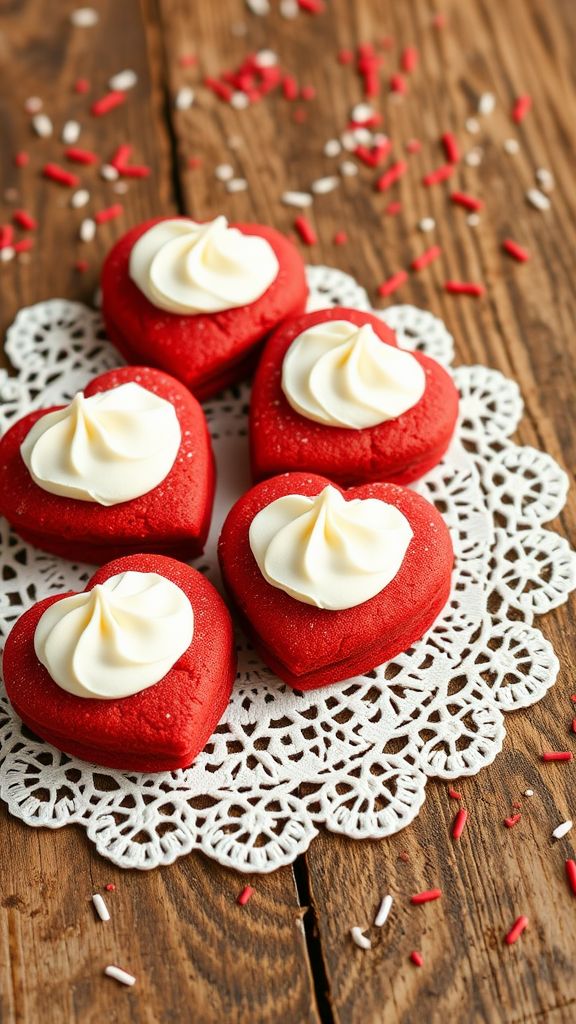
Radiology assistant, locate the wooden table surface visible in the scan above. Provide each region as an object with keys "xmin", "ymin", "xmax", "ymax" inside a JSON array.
[{"xmin": 1, "ymin": 1, "xmax": 575, "ymax": 1021}]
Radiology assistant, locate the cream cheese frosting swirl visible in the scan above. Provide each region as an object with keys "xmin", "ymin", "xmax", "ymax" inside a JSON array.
[
  {"xmin": 129, "ymin": 216, "xmax": 279, "ymax": 314},
  {"xmin": 281, "ymin": 319, "xmax": 426, "ymax": 429},
  {"xmin": 34, "ymin": 570, "xmax": 194, "ymax": 699},
  {"xmin": 20, "ymin": 382, "xmax": 181, "ymax": 506},
  {"xmin": 249, "ymin": 485, "xmax": 413, "ymax": 610}
]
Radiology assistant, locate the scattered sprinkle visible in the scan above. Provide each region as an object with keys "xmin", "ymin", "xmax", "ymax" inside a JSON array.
[
  {"xmin": 74, "ymin": 78, "xmax": 90, "ymax": 94},
  {"xmin": 376, "ymin": 160, "xmax": 407, "ymax": 192},
  {"xmin": 465, "ymin": 117, "xmax": 480, "ymax": 134},
  {"xmin": 504, "ymin": 915, "xmax": 528, "ymax": 945},
  {"xmin": 215, "ymin": 163, "xmax": 234, "ymax": 182},
  {"xmin": 419, "ymin": 217, "xmax": 436, "ymax": 233},
  {"xmin": 24, "ymin": 96, "xmax": 43, "ymax": 114},
  {"xmin": 71, "ymin": 189, "xmax": 90, "ymax": 208},
  {"xmin": 92, "ymin": 893, "xmax": 110, "ymax": 922},
  {"xmin": 512, "ymin": 94, "xmax": 532, "ymax": 123},
  {"xmin": 445, "ymin": 280, "xmax": 485, "ymax": 297},
  {"xmin": 452, "ymin": 808, "xmax": 468, "ymax": 840},
  {"xmin": 526, "ymin": 188, "xmax": 551, "ymax": 211},
  {"xmin": 281, "ymin": 191, "xmax": 313, "ymax": 208},
  {"xmin": 0, "ymin": 226, "xmax": 14, "ymax": 249},
  {"xmin": 465, "ymin": 148, "xmax": 483, "ymax": 167},
  {"xmin": 105, "ymin": 883, "xmax": 116, "ymax": 892},
  {"xmin": 374, "ymin": 894, "xmax": 393, "ymax": 927},
  {"xmin": 70, "ymin": 7, "xmax": 99, "ymax": 27},
  {"xmin": 91, "ymin": 91, "xmax": 126, "ymax": 117},
  {"xmin": 390, "ymin": 73, "xmax": 407, "ymax": 95},
  {"xmin": 401, "ymin": 46, "xmax": 419, "ymax": 73},
  {"xmin": 79, "ymin": 218, "xmax": 96, "ymax": 242},
  {"xmin": 552, "ymin": 820, "xmax": 573, "ymax": 840},
  {"xmin": 566, "ymin": 860, "xmax": 576, "ymax": 894},
  {"xmin": 74, "ymin": 259, "xmax": 89, "ymax": 273},
  {"xmin": 13, "ymin": 210, "xmax": 37, "ymax": 231},
  {"xmin": 406, "ymin": 138, "xmax": 421, "ymax": 154},
  {"xmin": 32, "ymin": 114, "xmax": 53, "ymax": 138},
  {"xmin": 94, "ymin": 204, "xmax": 123, "ymax": 225},
  {"xmin": 411, "ymin": 244, "xmax": 442, "ymax": 271},
  {"xmin": 14, "ymin": 151, "xmax": 29, "ymax": 168},
  {"xmin": 323, "ymin": 139, "xmax": 342, "ymax": 157},
  {"xmin": 478, "ymin": 92, "xmax": 495, "ymax": 115},
  {"xmin": 467, "ymin": 214, "xmax": 481, "ymax": 227},
  {"xmin": 441, "ymin": 132, "xmax": 460, "ymax": 164},
  {"xmin": 109, "ymin": 69, "xmax": 138, "ymax": 92},
  {"xmin": 311, "ymin": 175, "xmax": 339, "ymax": 195},
  {"xmin": 104, "ymin": 965, "xmax": 136, "ymax": 987},
  {"xmin": 410, "ymin": 889, "xmax": 442, "ymax": 905},
  {"xmin": 226, "ymin": 177, "xmax": 248, "ymax": 193},
  {"xmin": 333, "ymin": 230, "xmax": 348, "ymax": 245},
  {"xmin": 100, "ymin": 164, "xmax": 119, "ymax": 181},
  {"xmin": 504, "ymin": 814, "xmax": 522, "ymax": 828},
  {"xmin": 535, "ymin": 167, "xmax": 554, "ymax": 192},
  {"xmin": 351, "ymin": 926, "xmax": 371, "ymax": 950},
  {"xmin": 448, "ymin": 788, "xmax": 462, "ymax": 800},
  {"xmin": 175, "ymin": 87, "xmax": 195, "ymax": 111},
  {"xmin": 385, "ymin": 200, "xmax": 402, "ymax": 216},
  {"xmin": 0, "ymin": 247, "xmax": 15, "ymax": 263},
  {"xmin": 541, "ymin": 751, "xmax": 572, "ymax": 762},
  {"xmin": 339, "ymin": 160, "xmax": 358, "ymax": 177},
  {"xmin": 377, "ymin": 271, "xmax": 407, "ymax": 297},
  {"xmin": 410, "ymin": 951, "xmax": 424, "ymax": 966},
  {"xmin": 504, "ymin": 138, "xmax": 520, "ymax": 155},
  {"xmin": 43, "ymin": 164, "xmax": 80, "ymax": 187},
  {"xmin": 502, "ymin": 238, "xmax": 530, "ymax": 262},
  {"xmin": 524, "ymin": 789, "xmax": 534, "ymax": 797},
  {"xmin": 294, "ymin": 215, "xmax": 317, "ymax": 245},
  {"xmin": 237, "ymin": 885, "xmax": 254, "ymax": 905},
  {"xmin": 422, "ymin": 164, "xmax": 454, "ymax": 186},
  {"xmin": 62, "ymin": 120, "xmax": 81, "ymax": 145},
  {"xmin": 451, "ymin": 191, "xmax": 483, "ymax": 211},
  {"xmin": 65, "ymin": 147, "xmax": 98, "ymax": 165}
]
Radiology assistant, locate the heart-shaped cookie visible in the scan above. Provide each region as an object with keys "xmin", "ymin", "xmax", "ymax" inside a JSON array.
[
  {"xmin": 0, "ymin": 365, "xmax": 215, "ymax": 563},
  {"xmin": 250, "ymin": 307, "xmax": 459, "ymax": 485},
  {"xmin": 2, "ymin": 554, "xmax": 236, "ymax": 772},
  {"xmin": 218, "ymin": 472, "xmax": 453, "ymax": 690},
  {"xmin": 101, "ymin": 218, "xmax": 308, "ymax": 400}
]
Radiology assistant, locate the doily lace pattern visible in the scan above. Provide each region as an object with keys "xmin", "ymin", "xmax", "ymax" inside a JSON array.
[{"xmin": 0, "ymin": 268, "xmax": 574, "ymax": 873}]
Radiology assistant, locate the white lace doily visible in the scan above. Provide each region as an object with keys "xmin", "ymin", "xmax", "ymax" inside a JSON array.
[{"xmin": 1, "ymin": 269, "xmax": 575, "ymax": 874}]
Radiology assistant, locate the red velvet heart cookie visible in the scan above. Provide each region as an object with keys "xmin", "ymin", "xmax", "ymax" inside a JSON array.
[
  {"xmin": 218, "ymin": 472, "xmax": 453, "ymax": 690},
  {"xmin": 3, "ymin": 554, "xmax": 236, "ymax": 772},
  {"xmin": 0, "ymin": 365, "xmax": 215, "ymax": 563},
  {"xmin": 250, "ymin": 307, "xmax": 459, "ymax": 485},
  {"xmin": 101, "ymin": 217, "xmax": 308, "ymax": 400}
]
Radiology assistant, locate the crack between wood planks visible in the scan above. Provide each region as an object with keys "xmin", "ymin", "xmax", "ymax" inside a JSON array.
[{"xmin": 292, "ymin": 855, "xmax": 335, "ymax": 1024}]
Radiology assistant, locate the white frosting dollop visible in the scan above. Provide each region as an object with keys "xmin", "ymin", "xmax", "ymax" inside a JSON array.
[
  {"xmin": 128, "ymin": 216, "xmax": 279, "ymax": 314},
  {"xmin": 281, "ymin": 319, "xmax": 426, "ymax": 428},
  {"xmin": 20, "ymin": 382, "xmax": 181, "ymax": 506},
  {"xmin": 249, "ymin": 485, "xmax": 413, "ymax": 610},
  {"xmin": 34, "ymin": 571, "xmax": 194, "ymax": 699}
]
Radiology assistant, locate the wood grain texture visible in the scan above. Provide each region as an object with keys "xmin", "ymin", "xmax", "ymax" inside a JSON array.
[{"xmin": 1, "ymin": 0, "xmax": 576, "ymax": 1021}]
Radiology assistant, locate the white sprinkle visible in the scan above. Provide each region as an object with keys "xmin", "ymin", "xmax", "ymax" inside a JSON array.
[
  {"xmin": 340, "ymin": 131, "xmax": 358, "ymax": 152},
  {"xmin": 231, "ymin": 92, "xmax": 250, "ymax": 110},
  {"xmin": 536, "ymin": 167, "xmax": 555, "ymax": 192},
  {"xmin": 339, "ymin": 160, "xmax": 358, "ymax": 177},
  {"xmin": 32, "ymin": 114, "xmax": 53, "ymax": 138},
  {"xmin": 109, "ymin": 69, "xmax": 138, "ymax": 92},
  {"xmin": 323, "ymin": 139, "xmax": 341, "ymax": 158},
  {"xmin": 113, "ymin": 181, "xmax": 129, "ymax": 195},
  {"xmin": 467, "ymin": 213, "xmax": 481, "ymax": 227},
  {"xmin": 92, "ymin": 894, "xmax": 110, "ymax": 922},
  {"xmin": 552, "ymin": 820, "xmax": 573, "ymax": 840},
  {"xmin": 311, "ymin": 175, "xmax": 339, "ymax": 195},
  {"xmin": 351, "ymin": 102, "xmax": 375, "ymax": 123},
  {"xmin": 246, "ymin": 0, "xmax": 270, "ymax": 13},
  {"xmin": 226, "ymin": 177, "xmax": 248, "ymax": 193},
  {"xmin": 0, "ymin": 247, "xmax": 15, "ymax": 264},
  {"xmin": 281, "ymin": 190, "xmax": 313, "ymax": 208},
  {"xmin": 62, "ymin": 120, "xmax": 81, "ymax": 144},
  {"xmin": 524, "ymin": 789, "xmax": 534, "ymax": 797},
  {"xmin": 255, "ymin": 49, "xmax": 278, "ymax": 67},
  {"xmin": 215, "ymin": 163, "xmax": 234, "ymax": 182},
  {"xmin": 374, "ymin": 894, "xmax": 393, "ymax": 928},
  {"xmin": 478, "ymin": 92, "xmax": 495, "ymax": 116},
  {"xmin": 465, "ymin": 117, "xmax": 480, "ymax": 134},
  {"xmin": 71, "ymin": 189, "xmax": 90, "ymax": 208},
  {"xmin": 280, "ymin": 0, "xmax": 299, "ymax": 17},
  {"xmin": 25, "ymin": 96, "xmax": 43, "ymax": 114},
  {"xmin": 227, "ymin": 134, "xmax": 243, "ymax": 150},
  {"xmin": 100, "ymin": 164, "xmax": 119, "ymax": 181},
  {"xmin": 353, "ymin": 126, "xmax": 372, "ymax": 145},
  {"xmin": 104, "ymin": 966, "xmax": 136, "ymax": 987},
  {"xmin": 503, "ymin": 138, "xmax": 520, "ymax": 155},
  {"xmin": 231, "ymin": 21, "xmax": 248, "ymax": 36},
  {"xmin": 419, "ymin": 217, "xmax": 436, "ymax": 232},
  {"xmin": 465, "ymin": 148, "xmax": 483, "ymax": 167},
  {"xmin": 79, "ymin": 218, "xmax": 96, "ymax": 242},
  {"xmin": 350, "ymin": 927, "xmax": 371, "ymax": 950},
  {"xmin": 70, "ymin": 7, "xmax": 99, "ymax": 27},
  {"xmin": 175, "ymin": 86, "xmax": 195, "ymax": 111},
  {"xmin": 526, "ymin": 187, "xmax": 550, "ymax": 211}
]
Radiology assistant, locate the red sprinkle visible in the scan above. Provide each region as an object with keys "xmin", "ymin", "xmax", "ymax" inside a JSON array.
[
  {"xmin": 571, "ymin": 695, "xmax": 576, "ymax": 702},
  {"xmin": 432, "ymin": 12, "xmax": 447, "ymax": 29},
  {"xmin": 338, "ymin": 49, "xmax": 354, "ymax": 65},
  {"xmin": 406, "ymin": 138, "xmax": 421, "ymax": 154},
  {"xmin": 375, "ymin": 160, "xmax": 407, "ymax": 192},
  {"xmin": 119, "ymin": 164, "xmax": 151, "ymax": 178},
  {"xmin": 504, "ymin": 814, "xmax": 522, "ymax": 828},
  {"xmin": 410, "ymin": 889, "xmax": 442, "ymax": 905},
  {"xmin": 448, "ymin": 788, "xmax": 462, "ymax": 800},
  {"xmin": 385, "ymin": 201, "xmax": 402, "ymax": 216},
  {"xmin": 377, "ymin": 271, "xmax": 407, "ymax": 297},
  {"xmin": 178, "ymin": 54, "xmax": 197, "ymax": 69},
  {"xmin": 282, "ymin": 75, "xmax": 299, "ymax": 101},
  {"xmin": 451, "ymin": 191, "xmax": 483, "ymax": 211},
  {"xmin": 566, "ymin": 860, "xmax": 576, "ymax": 895},
  {"xmin": 300, "ymin": 85, "xmax": 316, "ymax": 101},
  {"xmin": 355, "ymin": 139, "xmax": 391, "ymax": 168},
  {"xmin": 512, "ymin": 94, "xmax": 532, "ymax": 123},
  {"xmin": 13, "ymin": 209, "xmax": 37, "ymax": 231},
  {"xmin": 0, "ymin": 225, "xmax": 15, "ymax": 249},
  {"xmin": 542, "ymin": 752, "xmax": 573, "ymax": 762},
  {"xmin": 572, "ymin": 719, "xmax": 576, "ymax": 734},
  {"xmin": 401, "ymin": 47, "xmax": 419, "ymax": 73},
  {"xmin": 110, "ymin": 144, "xmax": 133, "ymax": 169},
  {"xmin": 452, "ymin": 808, "xmax": 468, "ymax": 840},
  {"xmin": 74, "ymin": 259, "xmax": 89, "ymax": 273},
  {"xmin": 13, "ymin": 238, "xmax": 34, "ymax": 254},
  {"xmin": 410, "ymin": 951, "xmax": 424, "ymax": 967},
  {"xmin": 441, "ymin": 132, "xmax": 460, "ymax": 164},
  {"xmin": 65, "ymin": 147, "xmax": 99, "ymax": 165},
  {"xmin": 91, "ymin": 91, "xmax": 126, "ymax": 117},
  {"xmin": 502, "ymin": 239, "xmax": 530, "ymax": 262},
  {"xmin": 74, "ymin": 78, "xmax": 90, "ymax": 94},
  {"xmin": 298, "ymin": 0, "xmax": 325, "ymax": 11},
  {"xmin": 42, "ymin": 163, "xmax": 80, "ymax": 187},
  {"xmin": 237, "ymin": 885, "xmax": 254, "ymax": 906},
  {"xmin": 105, "ymin": 883, "xmax": 116, "ymax": 892},
  {"xmin": 188, "ymin": 156, "xmax": 203, "ymax": 169},
  {"xmin": 94, "ymin": 204, "xmax": 123, "ymax": 225},
  {"xmin": 294, "ymin": 215, "xmax": 317, "ymax": 246},
  {"xmin": 293, "ymin": 108, "xmax": 307, "ymax": 124},
  {"xmin": 411, "ymin": 244, "xmax": 442, "ymax": 271},
  {"xmin": 390, "ymin": 73, "xmax": 407, "ymax": 95},
  {"xmin": 505, "ymin": 915, "xmax": 528, "ymax": 945},
  {"xmin": 422, "ymin": 164, "xmax": 454, "ymax": 186},
  {"xmin": 445, "ymin": 281, "xmax": 485, "ymax": 297},
  {"xmin": 333, "ymin": 230, "xmax": 348, "ymax": 245},
  {"xmin": 14, "ymin": 151, "xmax": 30, "ymax": 168}
]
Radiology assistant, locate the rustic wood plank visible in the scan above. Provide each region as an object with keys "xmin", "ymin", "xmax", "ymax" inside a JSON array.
[
  {"xmin": 0, "ymin": 3, "xmax": 319, "ymax": 1022},
  {"xmin": 155, "ymin": 0, "xmax": 576, "ymax": 1021}
]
